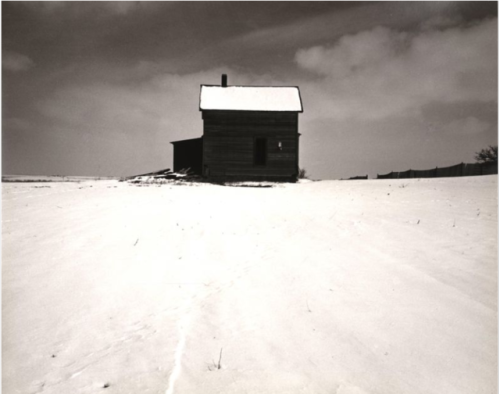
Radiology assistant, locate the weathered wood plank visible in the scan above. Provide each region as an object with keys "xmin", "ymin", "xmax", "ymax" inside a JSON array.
[{"xmin": 201, "ymin": 109, "xmax": 300, "ymax": 181}]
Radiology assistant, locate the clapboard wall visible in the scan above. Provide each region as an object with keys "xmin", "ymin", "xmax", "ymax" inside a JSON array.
[{"xmin": 201, "ymin": 110, "xmax": 300, "ymax": 182}]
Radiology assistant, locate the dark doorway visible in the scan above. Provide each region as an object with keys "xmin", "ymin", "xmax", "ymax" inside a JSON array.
[
  {"xmin": 254, "ymin": 138, "xmax": 267, "ymax": 166},
  {"xmin": 170, "ymin": 137, "xmax": 203, "ymax": 175}
]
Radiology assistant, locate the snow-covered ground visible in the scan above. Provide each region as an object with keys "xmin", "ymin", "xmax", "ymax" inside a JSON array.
[{"xmin": 3, "ymin": 176, "xmax": 497, "ymax": 394}]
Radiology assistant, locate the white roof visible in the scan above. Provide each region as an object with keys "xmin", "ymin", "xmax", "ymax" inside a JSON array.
[{"xmin": 200, "ymin": 85, "xmax": 303, "ymax": 112}]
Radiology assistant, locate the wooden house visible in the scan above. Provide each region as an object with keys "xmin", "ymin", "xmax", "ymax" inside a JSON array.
[{"xmin": 171, "ymin": 74, "xmax": 303, "ymax": 182}]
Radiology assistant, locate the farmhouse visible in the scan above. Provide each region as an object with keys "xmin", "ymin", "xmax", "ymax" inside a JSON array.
[{"xmin": 171, "ymin": 74, "xmax": 303, "ymax": 182}]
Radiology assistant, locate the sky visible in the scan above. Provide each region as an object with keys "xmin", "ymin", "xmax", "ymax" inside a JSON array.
[{"xmin": 2, "ymin": 1, "xmax": 498, "ymax": 179}]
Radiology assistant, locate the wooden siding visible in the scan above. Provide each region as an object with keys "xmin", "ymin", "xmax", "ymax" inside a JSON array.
[{"xmin": 202, "ymin": 111, "xmax": 299, "ymax": 181}]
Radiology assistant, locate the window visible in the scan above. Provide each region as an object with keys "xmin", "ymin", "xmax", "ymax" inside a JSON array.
[{"xmin": 254, "ymin": 138, "xmax": 267, "ymax": 166}]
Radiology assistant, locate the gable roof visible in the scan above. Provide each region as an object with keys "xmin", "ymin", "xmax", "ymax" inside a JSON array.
[{"xmin": 200, "ymin": 85, "xmax": 303, "ymax": 112}]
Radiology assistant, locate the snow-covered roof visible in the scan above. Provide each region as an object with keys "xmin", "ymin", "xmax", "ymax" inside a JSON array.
[{"xmin": 200, "ymin": 85, "xmax": 303, "ymax": 112}]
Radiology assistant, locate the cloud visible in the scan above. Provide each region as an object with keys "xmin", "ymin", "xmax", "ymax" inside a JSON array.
[
  {"xmin": 36, "ymin": 68, "xmax": 240, "ymax": 133},
  {"xmin": 3, "ymin": 51, "xmax": 34, "ymax": 72},
  {"xmin": 18, "ymin": 1, "xmax": 158, "ymax": 17},
  {"xmin": 3, "ymin": 117, "xmax": 31, "ymax": 131},
  {"xmin": 296, "ymin": 27, "xmax": 408, "ymax": 78},
  {"xmin": 33, "ymin": 67, "xmax": 268, "ymax": 175},
  {"xmin": 225, "ymin": 2, "xmax": 459, "ymax": 53},
  {"xmin": 294, "ymin": 18, "xmax": 497, "ymax": 121},
  {"xmin": 219, "ymin": 1, "xmax": 498, "ymax": 70},
  {"xmin": 420, "ymin": 14, "xmax": 465, "ymax": 31},
  {"xmin": 441, "ymin": 116, "xmax": 490, "ymax": 135},
  {"xmin": 35, "ymin": 65, "xmax": 284, "ymax": 142}
]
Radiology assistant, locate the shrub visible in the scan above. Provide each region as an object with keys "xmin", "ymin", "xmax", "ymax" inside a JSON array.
[{"xmin": 475, "ymin": 145, "xmax": 498, "ymax": 164}]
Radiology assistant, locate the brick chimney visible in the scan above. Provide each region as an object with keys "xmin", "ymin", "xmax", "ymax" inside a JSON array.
[{"xmin": 221, "ymin": 74, "xmax": 227, "ymax": 87}]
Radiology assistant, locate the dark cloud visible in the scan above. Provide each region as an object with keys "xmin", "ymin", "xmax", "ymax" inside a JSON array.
[
  {"xmin": 5, "ymin": 2, "xmax": 494, "ymax": 76},
  {"xmin": 2, "ymin": 51, "xmax": 34, "ymax": 71},
  {"xmin": 15, "ymin": 1, "xmax": 160, "ymax": 16}
]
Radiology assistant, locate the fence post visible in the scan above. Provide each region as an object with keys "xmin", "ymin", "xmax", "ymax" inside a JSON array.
[
  {"xmin": 461, "ymin": 162, "xmax": 464, "ymax": 176},
  {"xmin": 434, "ymin": 167, "xmax": 438, "ymax": 178}
]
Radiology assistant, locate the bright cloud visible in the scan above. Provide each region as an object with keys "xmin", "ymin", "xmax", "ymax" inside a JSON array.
[
  {"xmin": 3, "ymin": 51, "xmax": 34, "ymax": 72},
  {"xmin": 295, "ymin": 18, "xmax": 497, "ymax": 121}
]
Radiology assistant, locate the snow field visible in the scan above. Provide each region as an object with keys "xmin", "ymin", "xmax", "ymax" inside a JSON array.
[{"xmin": 2, "ymin": 176, "xmax": 497, "ymax": 394}]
